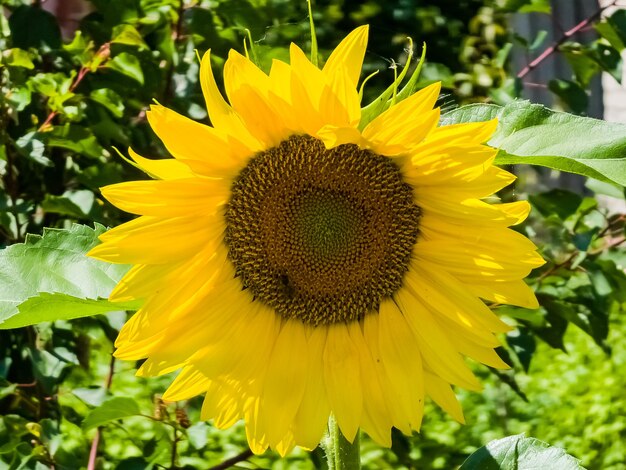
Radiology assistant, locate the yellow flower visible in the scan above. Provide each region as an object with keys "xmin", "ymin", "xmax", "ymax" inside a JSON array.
[{"xmin": 88, "ymin": 26, "xmax": 544, "ymax": 456}]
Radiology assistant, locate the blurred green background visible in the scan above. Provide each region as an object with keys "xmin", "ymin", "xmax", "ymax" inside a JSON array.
[{"xmin": 1, "ymin": 0, "xmax": 625, "ymax": 468}]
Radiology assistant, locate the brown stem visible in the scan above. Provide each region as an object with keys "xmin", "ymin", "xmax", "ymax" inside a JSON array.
[
  {"xmin": 87, "ymin": 354, "xmax": 115, "ymax": 470},
  {"xmin": 517, "ymin": 0, "xmax": 617, "ymax": 79},
  {"xmin": 170, "ymin": 427, "xmax": 180, "ymax": 469},
  {"xmin": 209, "ymin": 449, "xmax": 254, "ymax": 470}
]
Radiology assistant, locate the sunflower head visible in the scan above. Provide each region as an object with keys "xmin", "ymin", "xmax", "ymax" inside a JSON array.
[{"xmin": 89, "ymin": 25, "xmax": 544, "ymax": 456}]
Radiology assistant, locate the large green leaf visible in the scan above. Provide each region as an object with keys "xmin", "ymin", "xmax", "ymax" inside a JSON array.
[
  {"xmin": 82, "ymin": 397, "xmax": 141, "ymax": 431},
  {"xmin": 441, "ymin": 101, "xmax": 626, "ymax": 187},
  {"xmin": 0, "ymin": 224, "xmax": 132, "ymax": 329},
  {"xmin": 460, "ymin": 434, "xmax": 584, "ymax": 470},
  {"xmin": 0, "ymin": 293, "xmax": 140, "ymax": 329}
]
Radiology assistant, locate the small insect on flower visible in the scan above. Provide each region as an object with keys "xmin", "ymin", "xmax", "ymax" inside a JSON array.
[{"xmin": 88, "ymin": 25, "xmax": 544, "ymax": 456}]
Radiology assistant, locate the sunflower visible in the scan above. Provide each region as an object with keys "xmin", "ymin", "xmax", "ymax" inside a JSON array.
[{"xmin": 88, "ymin": 26, "xmax": 544, "ymax": 455}]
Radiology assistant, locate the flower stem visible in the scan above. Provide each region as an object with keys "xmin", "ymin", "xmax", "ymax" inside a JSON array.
[{"xmin": 324, "ymin": 415, "xmax": 360, "ymax": 470}]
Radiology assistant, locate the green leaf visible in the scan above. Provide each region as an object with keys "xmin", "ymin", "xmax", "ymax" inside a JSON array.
[
  {"xmin": 1, "ymin": 48, "xmax": 34, "ymax": 69},
  {"xmin": 501, "ymin": 0, "xmax": 551, "ymax": 13},
  {"xmin": 105, "ymin": 53, "xmax": 144, "ymax": 84},
  {"xmin": 47, "ymin": 125, "xmax": 105, "ymax": 158},
  {"xmin": 82, "ymin": 397, "xmax": 141, "ymax": 431},
  {"xmin": 529, "ymin": 30, "xmax": 548, "ymax": 51},
  {"xmin": 529, "ymin": 189, "xmax": 582, "ymax": 219},
  {"xmin": 596, "ymin": 10, "xmax": 626, "ymax": 51},
  {"xmin": 6, "ymin": 86, "xmax": 32, "ymax": 112},
  {"xmin": 441, "ymin": 101, "xmax": 626, "ymax": 187},
  {"xmin": 562, "ymin": 47, "xmax": 601, "ymax": 88},
  {"xmin": 15, "ymin": 131, "xmax": 52, "ymax": 167},
  {"xmin": 8, "ymin": 5, "xmax": 61, "ymax": 51},
  {"xmin": 460, "ymin": 434, "xmax": 584, "ymax": 469},
  {"xmin": 41, "ymin": 190, "xmax": 96, "ymax": 219},
  {"xmin": 111, "ymin": 24, "xmax": 148, "ymax": 50},
  {"xmin": 90, "ymin": 88, "xmax": 125, "ymax": 118},
  {"xmin": 506, "ymin": 329, "xmax": 536, "ymax": 372},
  {"xmin": 0, "ymin": 224, "xmax": 131, "ymax": 329},
  {"xmin": 589, "ymin": 41, "xmax": 623, "ymax": 83},
  {"xmin": 0, "ymin": 294, "xmax": 140, "ymax": 330},
  {"xmin": 548, "ymin": 79, "xmax": 588, "ymax": 114},
  {"xmin": 596, "ymin": 22, "xmax": 625, "ymax": 52}
]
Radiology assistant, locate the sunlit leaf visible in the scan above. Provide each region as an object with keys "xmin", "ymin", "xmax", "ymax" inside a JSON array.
[
  {"xmin": 0, "ymin": 224, "xmax": 131, "ymax": 329},
  {"xmin": 1, "ymin": 48, "xmax": 34, "ymax": 69},
  {"xmin": 460, "ymin": 434, "xmax": 583, "ymax": 469},
  {"xmin": 442, "ymin": 101, "xmax": 626, "ymax": 187},
  {"xmin": 82, "ymin": 397, "xmax": 141, "ymax": 431},
  {"xmin": 105, "ymin": 53, "xmax": 144, "ymax": 84}
]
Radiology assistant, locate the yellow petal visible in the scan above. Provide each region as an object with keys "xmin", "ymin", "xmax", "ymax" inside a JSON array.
[
  {"xmin": 322, "ymin": 25, "xmax": 369, "ymax": 88},
  {"xmin": 292, "ymin": 327, "xmax": 331, "ymax": 451},
  {"xmin": 88, "ymin": 216, "xmax": 223, "ymax": 264},
  {"xmin": 163, "ymin": 367, "xmax": 211, "ymax": 401},
  {"xmin": 405, "ymin": 261, "xmax": 511, "ymax": 335},
  {"xmin": 317, "ymin": 124, "xmax": 364, "ymax": 149},
  {"xmin": 378, "ymin": 300, "xmax": 425, "ymax": 430},
  {"xmin": 260, "ymin": 319, "xmax": 308, "ymax": 448},
  {"xmin": 348, "ymin": 320, "xmax": 394, "ymax": 446},
  {"xmin": 423, "ymin": 119, "xmax": 498, "ymax": 149},
  {"xmin": 467, "ymin": 279, "xmax": 540, "ymax": 309},
  {"xmin": 199, "ymin": 49, "xmax": 262, "ymax": 150},
  {"xmin": 128, "ymin": 148, "xmax": 195, "ymax": 180},
  {"xmin": 101, "ymin": 178, "xmax": 229, "ymax": 217},
  {"xmin": 146, "ymin": 105, "xmax": 248, "ymax": 174},
  {"xmin": 323, "ymin": 322, "xmax": 363, "ymax": 442},
  {"xmin": 395, "ymin": 287, "xmax": 482, "ymax": 391},
  {"xmin": 363, "ymin": 314, "xmax": 412, "ymax": 434},
  {"xmin": 223, "ymin": 50, "xmax": 290, "ymax": 147},
  {"xmin": 362, "ymin": 82, "xmax": 441, "ymax": 155},
  {"xmin": 244, "ymin": 395, "xmax": 270, "ymax": 455},
  {"xmin": 290, "ymin": 43, "xmax": 352, "ymax": 129},
  {"xmin": 413, "ymin": 240, "xmax": 545, "ymax": 282},
  {"xmin": 424, "ymin": 371, "xmax": 465, "ymax": 424}
]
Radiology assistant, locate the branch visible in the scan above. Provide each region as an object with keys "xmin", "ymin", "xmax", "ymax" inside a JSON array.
[
  {"xmin": 209, "ymin": 449, "xmax": 254, "ymax": 470},
  {"xmin": 170, "ymin": 427, "xmax": 181, "ymax": 469},
  {"xmin": 517, "ymin": 0, "xmax": 617, "ymax": 79},
  {"xmin": 87, "ymin": 354, "xmax": 115, "ymax": 470}
]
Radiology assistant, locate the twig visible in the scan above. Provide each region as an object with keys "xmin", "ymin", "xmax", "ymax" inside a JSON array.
[
  {"xmin": 517, "ymin": 0, "xmax": 617, "ymax": 79},
  {"xmin": 87, "ymin": 354, "xmax": 116, "ymax": 470},
  {"xmin": 209, "ymin": 449, "xmax": 254, "ymax": 470},
  {"xmin": 38, "ymin": 43, "xmax": 110, "ymax": 131},
  {"xmin": 170, "ymin": 428, "xmax": 180, "ymax": 469}
]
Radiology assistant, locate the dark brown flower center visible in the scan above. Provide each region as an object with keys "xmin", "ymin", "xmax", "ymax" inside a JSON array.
[{"xmin": 224, "ymin": 135, "xmax": 420, "ymax": 325}]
